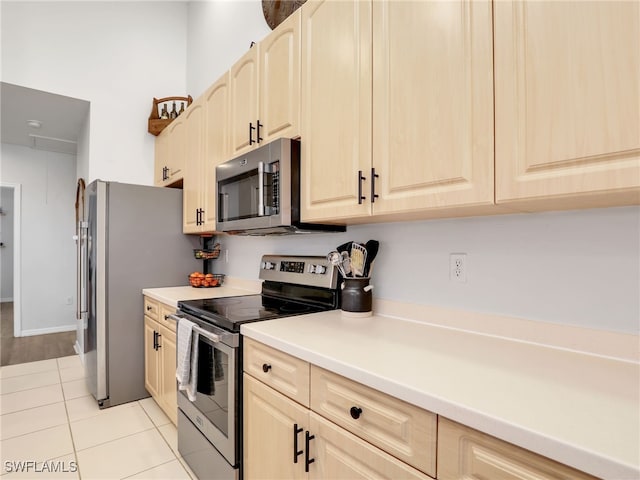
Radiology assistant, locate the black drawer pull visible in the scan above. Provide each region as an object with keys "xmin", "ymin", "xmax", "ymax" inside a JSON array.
[
  {"xmin": 262, "ymin": 363, "xmax": 272, "ymax": 373},
  {"xmin": 146, "ymin": 305, "xmax": 152, "ymax": 311},
  {"xmin": 350, "ymin": 406, "xmax": 363, "ymax": 419},
  {"xmin": 293, "ymin": 424, "xmax": 304, "ymax": 463},
  {"xmin": 305, "ymin": 431, "xmax": 315, "ymax": 472}
]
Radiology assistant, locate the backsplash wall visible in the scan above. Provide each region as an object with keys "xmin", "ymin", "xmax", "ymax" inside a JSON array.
[{"xmin": 216, "ymin": 206, "xmax": 640, "ymax": 334}]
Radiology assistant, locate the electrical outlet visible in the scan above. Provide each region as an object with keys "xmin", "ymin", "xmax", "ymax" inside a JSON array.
[{"xmin": 449, "ymin": 253, "xmax": 467, "ymax": 283}]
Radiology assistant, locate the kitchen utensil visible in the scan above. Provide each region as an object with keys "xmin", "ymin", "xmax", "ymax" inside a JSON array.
[
  {"xmin": 327, "ymin": 251, "xmax": 347, "ymax": 277},
  {"xmin": 341, "ymin": 251, "xmax": 352, "ymax": 276},
  {"xmin": 363, "ymin": 240, "xmax": 379, "ymax": 277},
  {"xmin": 350, "ymin": 243, "xmax": 367, "ymax": 277},
  {"xmin": 336, "ymin": 241, "xmax": 353, "ymax": 254}
]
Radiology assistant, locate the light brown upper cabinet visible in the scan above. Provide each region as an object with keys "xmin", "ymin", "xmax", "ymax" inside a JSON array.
[
  {"xmin": 154, "ymin": 117, "xmax": 186, "ymax": 187},
  {"xmin": 300, "ymin": 0, "xmax": 372, "ymax": 222},
  {"xmin": 301, "ymin": 0, "xmax": 495, "ymax": 224},
  {"xmin": 229, "ymin": 10, "xmax": 301, "ymax": 157},
  {"xmin": 494, "ymin": 1, "xmax": 640, "ymax": 210},
  {"xmin": 183, "ymin": 74, "xmax": 231, "ymax": 234},
  {"xmin": 182, "ymin": 96, "xmax": 205, "ymax": 233}
]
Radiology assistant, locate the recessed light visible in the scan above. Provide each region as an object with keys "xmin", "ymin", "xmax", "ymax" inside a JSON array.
[{"xmin": 26, "ymin": 120, "xmax": 42, "ymax": 129}]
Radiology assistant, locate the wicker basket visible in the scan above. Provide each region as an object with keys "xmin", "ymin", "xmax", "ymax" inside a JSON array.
[{"xmin": 188, "ymin": 273, "xmax": 225, "ymax": 288}]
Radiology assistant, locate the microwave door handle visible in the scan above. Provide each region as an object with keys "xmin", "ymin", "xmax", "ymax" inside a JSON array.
[{"xmin": 258, "ymin": 161, "xmax": 265, "ymax": 216}]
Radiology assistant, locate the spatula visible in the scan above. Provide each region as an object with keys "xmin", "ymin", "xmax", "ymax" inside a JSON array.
[
  {"xmin": 363, "ymin": 240, "xmax": 379, "ymax": 277},
  {"xmin": 350, "ymin": 243, "xmax": 367, "ymax": 277}
]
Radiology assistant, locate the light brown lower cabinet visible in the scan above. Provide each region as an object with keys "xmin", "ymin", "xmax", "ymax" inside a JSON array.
[
  {"xmin": 437, "ymin": 417, "xmax": 599, "ymax": 480},
  {"xmin": 143, "ymin": 296, "xmax": 178, "ymax": 425},
  {"xmin": 243, "ymin": 338, "xmax": 434, "ymax": 479},
  {"xmin": 243, "ymin": 374, "xmax": 433, "ymax": 480}
]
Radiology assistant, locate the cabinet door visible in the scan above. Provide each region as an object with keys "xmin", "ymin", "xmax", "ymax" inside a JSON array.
[
  {"xmin": 202, "ymin": 73, "xmax": 231, "ymax": 232},
  {"xmin": 183, "ymin": 99, "xmax": 205, "ymax": 234},
  {"xmin": 244, "ymin": 374, "xmax": 309, "ymax": 480},
  {"xmin": 494, "ymin": 1, "xmax": 640, "ymax": 209},
  {"xmin": 230, "ymin": 47, "xmax": 259, "ymax": 156},
  {"xmin": 144, "ymin": 316, "xmax": 159, "ymax": 399},
  {"xmin": 159, "ymin": 324, "xmax": 177, "ymax": 426},
  {"xmin": 300, "ymin": 0, "xmax": 372, "ymax": 223},
  {"xmin": 154, "ymin": 130, "xmax": 170, "ymax": 186},
  {"xmin": 309, "ymin": 412, "xmax": 433, "ymax": 480},
  {"xmin": 260, "ymin": 8, "xmax": 301, "ymax": 143},
  {"xmin": 372, "ymin": 0, "xmax": 494, "ymax": 218},
  {"xmin": 167, "ymin": 117, "xmax": 186, "ymax": 182}
]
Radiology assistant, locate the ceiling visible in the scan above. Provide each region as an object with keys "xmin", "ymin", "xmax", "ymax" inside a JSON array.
[{"xmin": 0, "ymin": 82, "xmax": 90, "ymax": 155}]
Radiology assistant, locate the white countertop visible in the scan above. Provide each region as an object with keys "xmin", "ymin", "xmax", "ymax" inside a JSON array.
[
  {"xmin": 142, "ymin": 279, "xmax": 261, "ymax": 307},
  {"xmin": 241, "ymin": 310, "xmax": 640, "ymax": 480}
]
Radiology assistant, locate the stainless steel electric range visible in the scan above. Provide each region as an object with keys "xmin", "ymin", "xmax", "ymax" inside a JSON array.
[{"xmin": 174, "ymin": 255, "xmax": 340, "ymax": 480}]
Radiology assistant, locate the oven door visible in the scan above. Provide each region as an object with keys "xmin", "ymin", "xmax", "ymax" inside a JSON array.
[{"xmin": 175, "ymin": 313, "xmax": 239, "ymax": 468}]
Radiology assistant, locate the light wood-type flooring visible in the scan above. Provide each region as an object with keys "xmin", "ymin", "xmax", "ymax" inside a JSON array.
[{"xmin": 1, "ymin": 302, "xmax": 76, "ymax": 366}]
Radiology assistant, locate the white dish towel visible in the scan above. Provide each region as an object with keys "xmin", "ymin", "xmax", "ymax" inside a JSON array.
[{"xmin": 176, "ymin": 317, "xmax": 198, "ymax": 401}]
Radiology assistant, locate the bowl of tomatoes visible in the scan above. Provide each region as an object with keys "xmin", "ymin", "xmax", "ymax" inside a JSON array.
[{"xmin": 189, "ymin": 272, "xmax": 225, "ymax": 288}]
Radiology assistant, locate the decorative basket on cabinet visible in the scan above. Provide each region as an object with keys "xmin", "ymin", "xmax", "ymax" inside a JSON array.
[{"xmin": 147, "ymin": 95, "xmax": 193, "ymax": 136}]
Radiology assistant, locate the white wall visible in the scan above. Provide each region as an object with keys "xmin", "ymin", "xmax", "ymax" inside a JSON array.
[
  {"xmin": 1, "ymin": 1, "xmax": 188, "ymax": 185},
  {"xmin": 187, "ymin": 0, "xmax": 271, "ymax": 98},
  {"xmin": 214, "ymin": 207, "xmax": 640, "ymax": 334},
  {"xmin": 0, "ymin": 187, "xmax": 14, "ymax": 301},
  {"xmin": 1, "ymin": 144, "xmax": 77, "ymax": 334},
  {"xmin": 185, "ymin": 1, "xmax": 640, "ymax": 335}
]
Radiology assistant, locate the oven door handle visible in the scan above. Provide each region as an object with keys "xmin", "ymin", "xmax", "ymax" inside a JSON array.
[{"xmin": 168, "ymin": 314, "xmax": 222, "ymax": 344}]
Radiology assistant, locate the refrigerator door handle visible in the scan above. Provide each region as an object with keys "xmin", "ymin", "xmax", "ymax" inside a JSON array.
[{"xmin": 76, "ymin": 221, "xmax": 89, "ymax": 319}]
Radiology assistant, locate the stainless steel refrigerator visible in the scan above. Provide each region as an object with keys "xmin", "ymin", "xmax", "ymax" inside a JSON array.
[{"xmin": 77, "ymin": 180, "xmax": 199, "ymax": 408}]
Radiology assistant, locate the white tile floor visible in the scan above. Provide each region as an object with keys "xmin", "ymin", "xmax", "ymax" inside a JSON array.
[{"xmin": 0, "ymin": 355, "xmax": 196, "ymax": 479}]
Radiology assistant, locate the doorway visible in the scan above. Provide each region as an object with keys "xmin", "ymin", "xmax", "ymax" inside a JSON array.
[{"xmin": 0, "ymin": 183, "xmax": 21, "ymax": 339}]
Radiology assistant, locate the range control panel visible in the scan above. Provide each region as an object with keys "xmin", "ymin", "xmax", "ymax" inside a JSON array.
[{"xmin": 259, "ymin": 255, "xmax": 338, "ymax": 289}]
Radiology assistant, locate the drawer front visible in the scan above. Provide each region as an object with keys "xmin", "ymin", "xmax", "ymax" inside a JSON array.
[
  {"xmin": 144, "ymin": 296, "xmax": 159, "ymax": 321},
  {"xmin": 243, "ymin": 338, "xmax": 310, "ymax": 407},
  {"xmin": 437, "ymin": 417, "xmax": 599, "ymax": 480},
  {"xmin": 310, "ymin": 366, "xmax": 437, "ymax": 477},
  {"xmin": 309, "ymin": 411, "xmax": 434, "ymax": 480},
  {"xmin": 158, "ymin": 303, "xmax": 177, "ymax": 332}
]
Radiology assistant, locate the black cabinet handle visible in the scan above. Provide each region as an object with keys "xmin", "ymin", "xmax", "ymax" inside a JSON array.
[
  {"xmin": 358, "ymin": 170, "xmax": 366, "ymax": 204},
  {"xmin": 249, "ymin": 122, "xmax": 256, "ymax": 145},
  {"xmin": 196, "ymin": 208, "xmax": 204, "ymax": 226},
  {"xmin": 162, "ymin": 166, "xmax": 169, "ymax": 181},
  {"xmin": 256, "ymin": 120, "xmax": 263, "ymax": 143},
  {"xmin": 146, "ymin": 305, "xmax": 152, "ymax": 311},
  {"xmin": 350, "ymin": 406, "xmax": 363, "ymax": 419},
  {"xmin": 262, "ymin": 363, "xmax": 272, "ymax": 373},
  {"xmin": 153, "ymin": 331, "xmax": 158, "ymax": 350},
  {"xmin": 304, "ymin": 431, "xmax": 315, "ymax": 472},
  {"xmin": 371, "ymin": 167, "xmax": 379, "ymax": 203},
  {"xmin": 293, "ymin": 424, "xmax": 304, "ymax": 463}
]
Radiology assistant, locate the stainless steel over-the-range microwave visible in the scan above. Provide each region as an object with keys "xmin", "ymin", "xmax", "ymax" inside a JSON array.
[{"xmin": 215, "ymin": 138, "xmax": 345, "ymax": 235}]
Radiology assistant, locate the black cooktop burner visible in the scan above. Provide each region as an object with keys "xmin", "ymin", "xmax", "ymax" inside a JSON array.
[{"xmin": 178, "ymin": 294, "xmax": 327, "ymax": 333}]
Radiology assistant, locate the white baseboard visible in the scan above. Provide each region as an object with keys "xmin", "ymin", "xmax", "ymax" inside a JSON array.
[{"xmin": 18, "ymin": 325, "xmax": 76, "ymax": 337}]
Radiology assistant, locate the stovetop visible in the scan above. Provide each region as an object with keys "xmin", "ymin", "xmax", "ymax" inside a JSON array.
[{"xmin": 178, "ymin": 294, "xmax": 328, "ymax": 333}]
